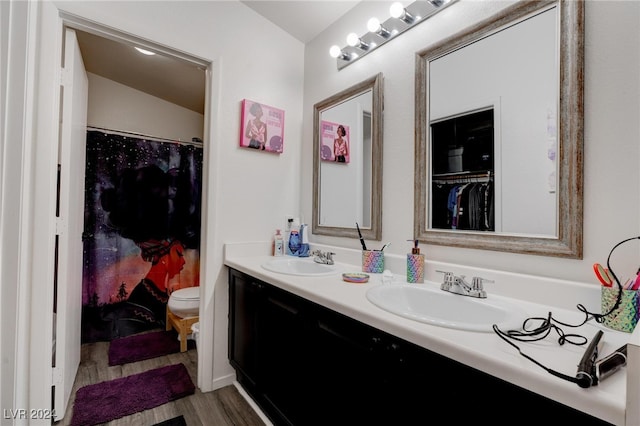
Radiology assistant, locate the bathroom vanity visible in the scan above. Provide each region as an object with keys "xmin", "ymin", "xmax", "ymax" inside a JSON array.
[{"xmin": 225, "ymin": 244, "xmax": 633, "ymax": 426}]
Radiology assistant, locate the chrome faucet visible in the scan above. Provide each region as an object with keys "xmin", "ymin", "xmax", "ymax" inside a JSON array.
[
  {"xmin": 437, "ymin": 270, "xmax": 492, "ymax": 298},
  {"xmin": 311, "ymin": 250, "xmax": 335, "ymax": 265}
]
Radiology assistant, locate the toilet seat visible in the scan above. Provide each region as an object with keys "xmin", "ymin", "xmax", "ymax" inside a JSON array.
[
  {"xmin": 167, "ymin": 287, "xmax": 200, "ymax": 352},
  {"xmin": 168, "ymin": 287, "xmax": 200, "ymax": 319},
  {"xmin": 170, "ymin": 286, "xmax": 199, "ymax": 301}
]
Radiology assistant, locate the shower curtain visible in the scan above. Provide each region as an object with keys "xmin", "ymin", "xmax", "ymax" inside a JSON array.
[{"xmin": 82, "ymin": 129, "xmax": 203, "ymax": 342}]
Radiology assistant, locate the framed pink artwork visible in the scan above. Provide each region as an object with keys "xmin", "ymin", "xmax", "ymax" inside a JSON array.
[
  {"xmin": 320, "ymin": 120, "xmax": 350, "ymax": 163},
  {"xmin": 239, "ymin": 99, "xmax": 285, "ymax": 153}
]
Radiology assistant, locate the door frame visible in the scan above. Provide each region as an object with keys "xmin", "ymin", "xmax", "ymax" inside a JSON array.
[
  {"xmin": 13, "ymin": 4, "xmax": 219, "ymax": 419},
  {"xmin": 57, "ymin": 11, "xmax": 217, "ymax": 390}
]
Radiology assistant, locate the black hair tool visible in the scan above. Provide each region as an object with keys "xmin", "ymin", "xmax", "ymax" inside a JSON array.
[
  {"xmin": 595, "ymin": 344, "xmax": 627, "ymax": 383},
  {"xmin": 356, "ymin": 222, "xmax": 367, "ymax": 250},
  {"xmin": 576, "ymin": 330, "xmax": 604, "ymax": 388}
]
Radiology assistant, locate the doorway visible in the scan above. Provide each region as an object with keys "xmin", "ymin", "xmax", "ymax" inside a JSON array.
[{"xmin": 54, "ymin": 19, "xmax": 210, "ymax": 420}]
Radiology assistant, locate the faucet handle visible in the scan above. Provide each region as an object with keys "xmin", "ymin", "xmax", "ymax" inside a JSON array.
[
  {"xmin": 471, "ymin": 276, "xmax": 492, "ymax": 298},
  {"xmin": 472, "ymin": 276, "xmax": 494, "ymax": 289},
  {"xmin": 436, "ymin": 270, "xmax": 455, "ymax": 290},
  {"xmin": 436, "ymin": 270, "xmax": 454, "ymax": 281}
]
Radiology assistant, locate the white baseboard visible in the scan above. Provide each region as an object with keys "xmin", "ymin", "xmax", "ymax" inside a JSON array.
[{"xmin": 233, "ymin": 381, "xmax": 273, "ymax": 426}]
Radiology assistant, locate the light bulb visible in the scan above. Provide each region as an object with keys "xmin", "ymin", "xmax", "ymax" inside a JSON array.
[
  {"xmin": 389, "ymin": 2, "xmax": 405, "ymax": 19},
  {"xmin": 390, "ymin": 2, "xmax": 414, "ymax": 24},
  {"xmin": 367, "ymin": 17, "xmax": 381, "ymax": 33},
  {"xmin": 329, "ymin": 45, "xmax": 342, "ymax": 58},
  {"xmin": 346, "ymin": 33, "xmax": 360, "ymax": 47},
  {"xmin": 367, "ymin": 16, "xmax": 391, "ymax": 38}
]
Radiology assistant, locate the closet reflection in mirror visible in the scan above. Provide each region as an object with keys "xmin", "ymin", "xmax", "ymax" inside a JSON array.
[
  {"xmin": 415, "ymin": 0, "xmax": 584, "ymax": 258},
  {"xmin": 313, "ymin": 73, "xmax": 383, "ymax": 240},
  {"xmin": 431, "ymin": 108, "xmax": 496, "ymax": 231}
]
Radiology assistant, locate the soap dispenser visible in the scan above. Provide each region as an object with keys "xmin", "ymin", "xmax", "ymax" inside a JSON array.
[
  {"xmin": 287, "ymin": 218, "xmax": 301, "ymax": 256},
  {"xmin": 407, "ymin": 240, "xmax": 424, "ymax": 283}
]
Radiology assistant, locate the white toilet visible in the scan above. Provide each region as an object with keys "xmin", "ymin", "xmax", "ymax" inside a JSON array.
[{"xmin": 167, "ymin": 286, "xmax": 200, "ymax": 318}]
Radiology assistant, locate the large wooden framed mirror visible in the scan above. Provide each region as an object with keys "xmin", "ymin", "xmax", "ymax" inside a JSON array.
[
  {"xmin": 313, "ymin": 73, "xmax": 383, "ymax": 240},
  {"xmin": 414, "ymin": 0, "xmax": 583, "ymax": 258}
]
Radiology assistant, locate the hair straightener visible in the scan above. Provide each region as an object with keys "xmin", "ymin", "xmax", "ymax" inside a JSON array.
[{"xmin": 576, "ymin": 329, "xmax": 628, "ymax": 388}]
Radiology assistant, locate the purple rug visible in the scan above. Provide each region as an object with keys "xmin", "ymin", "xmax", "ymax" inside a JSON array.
[
  {"xmin": 70, "ymin": 363, "xmax": 195, "ymax": 426},
  {"xmin": 108, "ymin": 330, "xmax": 195, "ymax": 366}
]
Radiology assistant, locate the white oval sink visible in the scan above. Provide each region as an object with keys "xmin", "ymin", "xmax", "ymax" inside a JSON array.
[
  {"xmin": 366, "ymin": 283, "xmax": 527, "ymax": 332},
  {"xmin": 262, "ymin": 258, "xmax": 337, "ymax": 276}
]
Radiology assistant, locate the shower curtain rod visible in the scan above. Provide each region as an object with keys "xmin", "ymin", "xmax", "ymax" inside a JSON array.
[{"xmin": 86, "ymin": 126, "xmax": 203, "ymax": 148}]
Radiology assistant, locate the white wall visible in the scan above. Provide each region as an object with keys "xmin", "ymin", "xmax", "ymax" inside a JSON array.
[
  {"xmin": 54, "ymin": 0, "xmax": 306, "ymax": 394},
  {"xmin": 303, "ymin": 1, "xmax": 640, "ymax": 284},
  {"xmin": 2, "ymin": 0, "xmax": 305, "ymax": 415},
  {"xmin": 86, "ymin": 73, "xmax": 204, "ymax": 141}
]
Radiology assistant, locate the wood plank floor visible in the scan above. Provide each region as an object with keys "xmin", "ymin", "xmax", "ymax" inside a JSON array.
[{"xmin": 56, "ymin": 340, "xmax": 267, "ymax": 426}]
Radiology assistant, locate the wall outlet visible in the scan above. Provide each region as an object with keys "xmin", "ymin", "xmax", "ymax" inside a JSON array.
[{"xmin": 285, "ymin": 215, "xmax": 294, "ymax": 231}]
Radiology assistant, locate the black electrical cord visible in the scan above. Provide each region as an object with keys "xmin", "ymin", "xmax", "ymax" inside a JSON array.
[
  {"xmin": 492, "ymin": 236, "xmax": 640, "ymax": 385},
  {"xmin": 493, "ymin": 324, "xmax": 582, "ymax": 385}
]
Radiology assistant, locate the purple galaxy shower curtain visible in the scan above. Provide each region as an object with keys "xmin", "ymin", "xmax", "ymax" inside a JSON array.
[{"xmin": 82, "ymin": 130, "xmax": 203, "ymax": 342}]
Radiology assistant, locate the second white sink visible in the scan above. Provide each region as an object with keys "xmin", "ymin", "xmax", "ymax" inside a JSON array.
[
  {"xmin": 366, "ymin": 283, "xmax": 527, "ymax": 333},
  {"xmin": 262, "ymin": 257, "xmax": 337, "ymax": 277}
]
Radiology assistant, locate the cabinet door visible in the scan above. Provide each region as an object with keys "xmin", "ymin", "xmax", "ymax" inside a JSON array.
[
  {"xmin": 311, "ymin": 306, "xmax": 388, "ymax": 425},
  {"xmin": 228, "ymin": 269, "xmax": 263, "ymax": 390},
  {"xmin": 258, "ymin": 286, "xmax": 313, "ymax": 426}
]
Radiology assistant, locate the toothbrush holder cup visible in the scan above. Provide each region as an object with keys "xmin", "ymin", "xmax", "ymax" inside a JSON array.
[
  {"xmin": 601, "ymin": 287, "xmax": 639, "ymax": 333},
  {"xmin": 362, "ymin": 250, "xmax": 384, "ymax": 274}
]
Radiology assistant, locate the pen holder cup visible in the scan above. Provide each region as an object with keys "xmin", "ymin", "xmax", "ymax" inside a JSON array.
[
  {"xmin": 362, "ymin": 250, "xmax": 384, "ymax": 273},
  {"xmin": 601, "ymin": 287, "xmax": 639, "ymax": 333}
]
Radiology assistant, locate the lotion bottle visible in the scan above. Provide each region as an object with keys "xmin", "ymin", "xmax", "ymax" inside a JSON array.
[
  {"xmin": 273, "ymin": 229, "xmax": 284, "ymax": 256},
  {"xmin": 407, "ymin": 240, "xmax": 424, "ymax": 283}
]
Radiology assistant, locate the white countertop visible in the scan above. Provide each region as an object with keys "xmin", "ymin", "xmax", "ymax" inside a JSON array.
[{"xmin": 224, "ymin": 242, "xmax": 636, "ymax": 425}]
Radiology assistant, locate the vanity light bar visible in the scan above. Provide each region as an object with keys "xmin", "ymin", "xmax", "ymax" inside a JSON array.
[{"xmin": 330, "ymin": 0, "xmax": 457, "ymax": 70}]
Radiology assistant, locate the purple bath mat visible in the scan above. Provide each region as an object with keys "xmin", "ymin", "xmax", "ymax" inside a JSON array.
[
  {"xmin": 70, "ymin": 363, "xmax": 195, "ymax": 426},
  {"xmin": 108, "ymin": 330, "xmax": 195, "ymax": 366}
]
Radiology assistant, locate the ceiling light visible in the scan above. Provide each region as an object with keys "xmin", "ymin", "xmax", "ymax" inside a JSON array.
[
  {"xmin": 329, "ymin": 45, "xmax": 350, "ymax": 60},
  {"xmin": 134, "ymin": 47, "xmax": 156, "ymax": 56},
  {"xmin": 330, "ymin": 0, "xmax": 457, "ymax": 70},
  {"xmin": 367, "ymin": 17, "xmax": 391, "ymax": 38},
  {"xmin": 346, "ymin": 33, "xmax": 369, "ymax": 50},
  {"xmin": 390, "ymin": 2, "xmax": 415, "ymax": 24}
]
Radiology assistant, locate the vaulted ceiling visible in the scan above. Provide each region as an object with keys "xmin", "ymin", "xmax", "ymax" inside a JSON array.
[{"xmin": 74, "ymin": 2, "xmax": 360, "ymax": 115}]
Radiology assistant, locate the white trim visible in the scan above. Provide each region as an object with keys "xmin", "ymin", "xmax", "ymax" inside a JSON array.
[
  {"xmin": 196, "ymin": 58, "xmax": 219, "ymax": 392},
  {"xmin": 2, "ymin": 0, "xmax": 42, "ymax": 419},
  {"xmin": 233, "ymin": 381, "xmax": 273, "ymax": 426},
  {"xmin": 58, "ymin": 11, "xmax": 217, "ymax": 395},
  {"xmin": 26, "ymin": 2, "xmax": 62, "ymax": 420},
  {"xmin": 58, "ymin": 12, "xmax": 209, "ymax": 68}
]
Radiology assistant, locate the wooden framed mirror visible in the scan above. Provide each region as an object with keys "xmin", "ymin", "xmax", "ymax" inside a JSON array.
[
  {"xmin": 313, "ymin": 73, "xmax": 384, "ymax": 240},
  {"xmin": 414, "ymin": 0, "xmax": 583, "ymax": 258}
]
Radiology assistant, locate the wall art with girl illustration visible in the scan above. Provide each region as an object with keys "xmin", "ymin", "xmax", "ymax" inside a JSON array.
[
  {"xmin": 239, "ymin": 99, "xmax": 285, "ymax": 153},
  {"xmin": 320, "ymin": 120, "xmax": 350, "ymax": 163}
]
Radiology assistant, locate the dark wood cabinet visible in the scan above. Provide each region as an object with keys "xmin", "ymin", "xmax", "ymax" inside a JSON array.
[{"xmin": 228, "ymin": 268, "xmax": 612, "ymax": 426}]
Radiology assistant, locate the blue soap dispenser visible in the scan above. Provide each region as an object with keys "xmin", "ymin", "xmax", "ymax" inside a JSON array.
[{"xmin": 287, "ymin": 218, "xmax": 301, "ymax": 256}]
